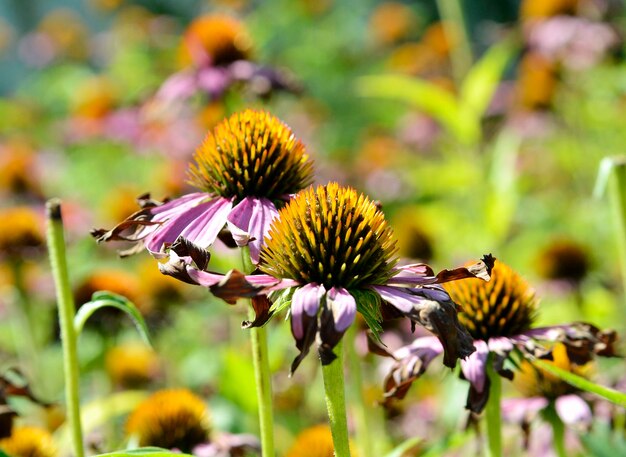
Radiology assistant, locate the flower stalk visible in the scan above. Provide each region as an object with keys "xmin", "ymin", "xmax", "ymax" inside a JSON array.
[
  {"xmin": 46, "ymin": 199, "xmax": 84, "ymax": 457},
  {"xmin": 609, "ymin": 159, "xmax": 626, "ymax": 299},
  {"xmin": 484, "ymin": 355, "xmax": 502, "ymax": 457},
  {"xmin": 241, "ymin": 247, "xmax": 275, "ymax": 457},
  {"xmin": 322, "ymin": 339, "xmax": 351, "ymax": 457},
  {"xmin": 543, "ymin": 403, "xmax": 567, "ymax": 457}
]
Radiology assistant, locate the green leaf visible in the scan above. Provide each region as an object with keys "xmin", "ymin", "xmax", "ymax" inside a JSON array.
[
  {"xmin": 356, "ymin": 75, "xmax": 479, "ymax": 144},
  {"xmin": 269, "ymin": 287, "xmax": 296, "ymax": 316},
  {"xmin": 533, "ymin": 359, "xmax": 626, "ymax": 407},
  {"xmin": 74, "ymin": 291, "xmax": 152, "ymax": 346},
  {"xmin": 0, "ymin": 451, "xmax": 10, "ymax": 457},
  {"xmin": 350, "ymin": 289, "xmax": 383, "ymax": 342},
  {"xmin": 383, "ymin": 436, "xmax": 422, "ymax": 457},
  {"xmin": 92, "ymin": 448, "xmax": 194, "ymax": 457},
  {"xmin": 580, "ymin": 422, "xmax": 626, "ymax": 457},
  {"xmin": 460, "ymin": 40, "xmax": 516, "ymax": 119}
]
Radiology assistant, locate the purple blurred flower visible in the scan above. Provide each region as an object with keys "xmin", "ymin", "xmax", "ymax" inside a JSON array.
[
  {"xmin": 162, "ymin": 183, "xmax": 494, "ymax": 373},
  {"xmin": 373, "ymin": 261, "xmax": 617, "ymax": 412},
  {"xmin": 92, "ymin": 110, "xmax": 313, "ymax": 265},
  {"xmin": 526, "ymin": 16, "xmax": 618, "ymax": 70}
]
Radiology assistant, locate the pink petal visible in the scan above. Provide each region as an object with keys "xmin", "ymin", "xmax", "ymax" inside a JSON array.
[
  {"xmin": 460, "ymin": 339, "xmax": 489, "ymax": 393},
  {"xmin": 291, "ymin": 283, "xmax": 325, "ymax": 340},
  {"xmin": 145, "ymin": 196, "xmax": 232, "ymax": 257},
  {"xmin": 226, "ymin": 197, "xmax": 279, "ymax": 264},
  {"xmin": 326, "ymin": 287, "xmax": 357, "ymax": 332},
  {"xmin": 555, "ymin": 394, "xmax": 592, "ymax": 426},
  {"xmin": 501, "ymin": 397, "xmax": 548, "ymax": 423}
]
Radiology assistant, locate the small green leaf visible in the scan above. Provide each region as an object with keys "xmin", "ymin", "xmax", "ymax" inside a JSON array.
[
  {"xmin": 534, "ymin": 359, "xmax": 626, "ymax": 407},
  {"xmin": 350, "ymin": 289, "xmax": 383, "ymax": 342},
  {"xmin": 0, "ymin": 450, "xmax": 11, "ymax": 457},
  {"xmin": 269, "ymin": 287, "xmax": 296, "ymax": 316},
  {"xmin": 356, "ymin": 75, "xmax": 479, "ymax": 144},
  {"xmin": 383, "ymin": 436, "xmax": 422, "ymax": 457},
  {"xmin": 92, "ymin": 448, "xmax": 194, "ymax": 457},
  {"xmin": 74, "ymin": 291, "xmax": 152, "ymax": 345},
  {"xmin": 460, "ymin": 40, "xmax": 516, "ymax": 118}
]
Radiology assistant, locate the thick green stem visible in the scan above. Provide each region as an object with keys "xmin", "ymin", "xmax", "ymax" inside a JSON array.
[
  {"xmin": 484, "ymin": 356, "xmax": 502, "ymax": 457},
  {"xmin": 543, "ymin": 403, "xmax": 567, "ymax": 457},
  {"xmin": 345, "ymin": 326, "xmax": 374, "ymax": 457},
  {"xmin": 435, "ymin": 0, "xmax": 473, "ymax": 86},
  {"xmin": 241, "ymin": 248, "xmax": 275, "ymax": 457},
  {"xmin": 322, "ymin": 340, "xmax": 351, "ymax": 457},
  {"xmin": 46, "ymin": 199, "xmax": 84, "ymax": 457}
]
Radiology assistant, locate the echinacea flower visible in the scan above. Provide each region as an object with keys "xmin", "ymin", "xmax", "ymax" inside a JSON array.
[
  {"xmin": 374, "ymin": 260, "xmax": 617, "ymax": 412},
  {"xmin": 126, "ymin": 388, "xmax": 259, "ymax": 455},
  {"xmin": 156, "ymin": 14, "xmax": 299, "ymax": 105},
  {"xmin": 92, "ymin": 109, "xmax": 314, "ymax": 264},
  {"xmin": 0, "ymin": 426, "xmax": 58, "ymax": 457},
  {"xmin": 286, "ymin": 424, "xmax": 357, "ymax": 457},
  {"xmin": 0, "ymin": 206, "xmax": 45, "ymax": 261},
  {"xmin": 126, "ymin": 389, "xmax": 210, "ymax": 451},
  {"xmin": 503, "ymin": 343, "xmax": 595, "ymax": 454},
  {"xmin": 167, "ymin": 183, "xmax": 494, "ymax": 372},
  {"xmin": 503, "ymin": 343, "xmax": 593, "ymax": 430},
  {"xmin": 105, "ymin": 343, "xmax": 161, "ymax": 389}
]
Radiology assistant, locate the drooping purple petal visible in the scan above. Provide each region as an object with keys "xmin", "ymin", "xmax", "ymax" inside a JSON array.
[
  {"xmin": 555, "ymin": 394, "xmax": 592, "ymax": 426},
  {"xmin": 145, "ymin": 196, "xmax": 233, "ymax": 257},
  {"xmin": 369, "ymin": 335, "xmax": 444, "ymax": 403},
  {"xmin": 291, "ymin": 283, "xmax": 325, "ymax": 340},
  {"xmin": 91, "ymin": 192, "xmax": 211, "ymax": 257},
  {"xmin": 326, "ymin": 287, "xmax": 357, "ymax": 333},
  {"xmin": 514, "ymin": 323, "xmax": 618, "ymax": 364},
  {"xmin": 460, "ymin": 339, "xmax": 489, "ymax": 394},
  {"xmin": 155, "ymin": 70, "xmax": 199, "ymax": 104},
  {"xmin": 226, "ymin": 197, "xmax": 279, "ymax": 264},
  {"xmin": 318, "ymin": 287, "xmax": 357, "ymax": 366},
  {"xmin": 197, "ymin": 66, "xmax": 232, "ymax": 99},
  {"xmin": 372, "ymin": 285, "xmax": 475, "ymax": 367},
  {"xmin": 501, "ymin": 397, "xmax": 549, "ymax": 424}
]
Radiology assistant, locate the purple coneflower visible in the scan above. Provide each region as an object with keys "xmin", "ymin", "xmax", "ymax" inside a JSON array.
[
  {"xmin": 373, "ymin": 260, "xmax": 617, "ymax": 412},
  {"xmin": 163, "ymin": 183, "xmax": 494, "ymax": 372},
  {"xmin": 502, "ymin": 343, "xmax": 594, "ymax": 454},
  {"xmin": 92, "ymin": 109, "xmax": 314, "ymax": 264}
]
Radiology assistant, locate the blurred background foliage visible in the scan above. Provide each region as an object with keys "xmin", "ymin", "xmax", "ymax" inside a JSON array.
[{"xmin": 1, "ymin": 0, "xmax": 626, "ymax": 455}]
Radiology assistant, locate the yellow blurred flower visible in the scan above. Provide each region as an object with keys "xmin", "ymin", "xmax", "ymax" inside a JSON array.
[
  {"xmin": 0, "ymin": 207, "xmax": 44, "ymax": 260},
  {"xmin": 178, "ymin": 14, "xmax": 252, "ymax": 68},
  {"xmin": 370, "ymin": 2, "xmax": 418, "ymax": 45},
  {"xmin": 286, "ymin": 424, "xmax": 357, "ymax": 457},
  {"xmin": 106, "ymin": 343, "xmax": 161, "ymax": 388},
  {"xmin": 516, "ymin": 53, "xmax": 558, "ymax": 111},
  {"xmin": 126, "ymin": 389, "xmax": 210, "ymax": 451},
  {"xmin": 72, "ymin": 76, "xmax": 118, "ymax": 119},
  {"xmin": 521, "ymin": 0, "xmax": 578, "ymax": 19},
  {"xmin": 0, "ymin": 426, "xmax": 58, "ymax": 457}
]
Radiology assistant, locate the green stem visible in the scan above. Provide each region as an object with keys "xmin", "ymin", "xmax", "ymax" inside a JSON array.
[
  {"xmin": 484, "ymin": 355, "xmax": 502, "ymax": 457},
  {"xmin": 435, "ymin": 0, "xmax": 473, "ymax": 86},
  {"xmin": 609, "ymin": 160, "xmax": 626, "ymax": 299},
  {"xmin": 240, "ymin": 248, "xmax": 275, "ymax": 457},
  {"xmin": 543, "ymin": 403, "xmax": 567, "ymax": 457},
  {"xmin": 46, "ymin": 199, "xmax": 84, "ymax": 457},
  {"xmin": 322, "ymin": 339, "xmax": 351, "ymax": 457},
  {"xmin": 345, "ymin": 326, "xmax": 374, "ymax": 457}
]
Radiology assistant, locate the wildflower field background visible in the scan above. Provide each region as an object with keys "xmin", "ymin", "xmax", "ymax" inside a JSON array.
[{"xmin": 1, "ymin": 0, "xmax": 626, "ymax": 456}]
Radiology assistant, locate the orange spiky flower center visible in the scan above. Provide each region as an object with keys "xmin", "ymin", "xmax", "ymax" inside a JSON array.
[
  {"xmin": 444, "ymin": 261, "xmax": 537, "ymax": 340},
  {"xmin": 126, "ymin": 389, "xmax": 210, "ymax": 451},
  {"xmin": 260, "ymin": 183, "xmax": 397, "ymax": 289},
  {"xmin": 188, "ymin": 110, "xmax": 313, "ymax": 203}
]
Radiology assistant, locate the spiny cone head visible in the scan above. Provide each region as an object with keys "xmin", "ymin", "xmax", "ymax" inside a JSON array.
[
  {"xmin": 260, "ymin": 183, "xmax": 397, "ymax": 289},
  {"xmin": 514, "ymin": 343, "xmax": 592, "ymax": 398},
  {"xmin": 188, "ymin": 110, "xmax": 313, "ymax": 202},
  {"xmin": 444, "ymin": 260, "xmax": 537, "ymax": 340},
  {"xmin": 285, "ymin": 424, "xmax": 357, "ymax": 457},
  {"xmin": 126, "ymin": 389, "xmax": 210, "ymax": 451},
  {"xmin": 105, "ymin": 343, "xmax": 160, "ymax": 389},
  {"xmin": 0, "ymin": 426, "xmax": 58, "ymax": 457},
  {"xmin": 178, "ymin": 14, "xmax": 252, "ymax": 67},
  {"xmin": 537, "ymin": 239, "xmax": 589, "ymax": 283},
  {"xmin": 0, "ymin": 207, "xmax": 44, "ymax": 255}
]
